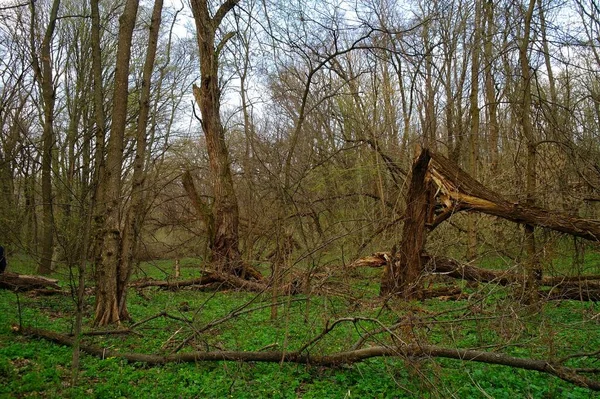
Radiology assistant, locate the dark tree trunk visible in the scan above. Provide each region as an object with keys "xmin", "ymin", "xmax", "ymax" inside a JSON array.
[
  {"xmin": 381, "ymin": 149, "xmax": 600, "ymax": 299},
  {"xmin": 380, "ymin": 150, "xmax": 432, "ymax": 298}
]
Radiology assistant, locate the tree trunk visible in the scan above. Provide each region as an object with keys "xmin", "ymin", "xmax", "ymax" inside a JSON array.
[
  {"xmin": 519, "ymin": 0, "xmax": 541, "ymax": 302},
  {"xmin": 380, "ymin": 150, "xmax": 432, "ymax": 298},
  {"xmin": 30, "ymin": 0, "xmax": 61, "ymax": 275},
  {"xmin": 119, "ymin": 0, "xmax": 163, "ymax": 322},
  {"xmin": 467, "ymin": 1, "xmax": 482, "ymax": 261},
  {"xmin": 94, "ymin": 0, "xmax": 140, "ymax": 327},
  {"xmin": 483, "ymin": 0, "xmax": 499, "ymax": 171},
  {"xmin": 90, "ymin": 0, "xmax": 107, "ymax": 269},
  {"xmin": 189, "ymin": 0, "xmax": 242, "ymax": 275}
]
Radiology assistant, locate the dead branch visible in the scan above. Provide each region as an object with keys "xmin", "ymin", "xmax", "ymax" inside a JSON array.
[
  {"xmin": 0, "ymin": 272, "xmax": 60, "ymax": 291},
  {"xmin": 19, "ymin": 326, "xmax": 600, "ymax": 391},
  {"xmin": 130, "ymin": 271, "xmax": 268, "ymax": 292},
  {"xmin": 353, "ymin": 252, "xmax": 600, "ymax": 301}
]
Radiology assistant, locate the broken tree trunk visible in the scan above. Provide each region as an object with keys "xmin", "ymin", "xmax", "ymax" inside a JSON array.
[
  {"xmin": 130, "ymin": 272, "xmax": 267, "ymax": 292},
  {"xmin": 427, "ymin": 152, "xmax": 600, "ymax": 240},
  {"xmin": 359, "ymin": 251, "xmax": 600, "ymax": 301},
  {"xmin": 383, "ymin": 148, "xmax": 600, "ymax": 299},
  {"xmin": 380, "ymin": 150, "xmax": 433, "ymax": 298}
]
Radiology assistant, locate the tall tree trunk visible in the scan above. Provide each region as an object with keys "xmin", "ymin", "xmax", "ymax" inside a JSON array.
[
  {"xmin": 94, "ymin": 0, "xmax": 139, "ymax": 326},
  {"xmin": 380, "ymin": 150, "xmax": 432, "ymax": 298},
  {"xmin": 30, "ymin": 0, "xmax": 61, "ymax": 275},
  {"xmin": 90, "ymin": 0, "xmax": 107, "ymax": 269},
  {"xmin": 483, "ymin": 0, "xmax": 499, "ymax": 172},
  {"xmin": 518, "ymin": 0, "xmax": 541, "ymax": 302},
  {"xmin": 189, "ymin": 0, "xmax": 242, "ymax": 274},
  {"xmin": 119, "ymin": 0, "xmax": 163, "ymax": 321},
  {"xmin": 467, "ymin": 1, "xmax": 482, "ymax": 261}
]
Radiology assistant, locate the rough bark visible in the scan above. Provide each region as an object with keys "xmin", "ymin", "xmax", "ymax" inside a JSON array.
[
  {"xmin": 357, "ymin": 252, "xmax": 600, "ymax": 301},
  {"xmin": 189, "ymin": 0, "xmax": 242, "ymax": 275},
  {"xmin": 519, "ymin": 0, "xmax": 541, "ymax": 301},
  {"xmin": 118, "ymin": 0, "xmax": 163, "ymax": 323},
  {"xmin": 130, "ymin": 272, "xmax": 268, "ymax": 292},
  {"xmin": 427, "ymin": 151, "xmax": 600, "ymax": 241},
  {"xmin": 380, "ymin": 150, "xmax": 432, "ymax": 298},
  {"xmin": 94, "ymin": 0, "xmax": 140, "ymax": 327},
  {"xmin": 30, "ymin": 0, "xmax": 61, "ymax": 274},
  {"xmin": 21, "ymin": 327, "xmax": 600, "ymax": 391},
  {"xmin": 379, "ymin": 148, "xmax": 600, "ymax": 299}
]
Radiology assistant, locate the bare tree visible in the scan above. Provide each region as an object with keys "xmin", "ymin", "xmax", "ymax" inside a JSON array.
[
  {"xmin": 188, "ymin": 0, "xmax": 246, "ymax": 276},
  {"xmin": 29, "ymin": 0, "xmax": 61, "ymax": 274},
  {"xmin": 93, "ymin": 0, "xmax": 140, "ymax": 326}
]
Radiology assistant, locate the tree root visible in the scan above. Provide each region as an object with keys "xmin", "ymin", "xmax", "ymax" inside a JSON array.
[{"xmin": 18, "ymin": 326, "xmax": 600, "ymax": 391}]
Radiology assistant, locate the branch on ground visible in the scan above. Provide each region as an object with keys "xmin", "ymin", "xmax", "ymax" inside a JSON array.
[
  {"xmin": 0, "ymin": 272, "xmax": 60, "ymax": 291},
  {"xmin": 19, "ymin": 326, "xmax": 600, "ymax": 391}
]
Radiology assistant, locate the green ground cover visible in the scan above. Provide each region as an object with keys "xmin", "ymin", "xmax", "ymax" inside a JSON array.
[{"xmin": 1, "ymin": 255, "xmax": 600, "ymax": 398}]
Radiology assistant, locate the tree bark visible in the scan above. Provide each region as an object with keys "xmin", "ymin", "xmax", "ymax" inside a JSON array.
[
  {"xmin": 30, "ymin": 0, "xmax": 61, "ymax": 275},
  {"xmin": 119, "ymin": 0, "xmax": 163, "ymax": 323},
  {"xmin": 380, "ymin": 150, "xmax": 432, "ymax": 298},
  {"xmin": 22, "ymin": 327, "xmax": 600, "ymax": 391},
  {"xmin": 94, "ymin": 0, "xmax": 140, "ymax": 327},
  {"xmin": 427, "ymin": 151, "xmax": 600, "ymax": 241},
  {"xmin": 189, "ymin": 0, "xmax": 243, "ymax": 275},
  {"xmin": 518, "ymin": 0, "xmax": 541, "ymax": 302},
  {"xmin": 0, "ymin": 272, "xmax": 60, "ymax": 291}
]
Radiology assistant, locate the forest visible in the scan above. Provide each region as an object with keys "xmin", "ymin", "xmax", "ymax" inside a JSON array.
[{"xmin": 1, "ymin": 0, "xmax": 600, "ymax": 397}]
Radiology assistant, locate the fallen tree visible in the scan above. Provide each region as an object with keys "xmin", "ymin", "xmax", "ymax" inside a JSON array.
[
  {"xmin": 129, "ymin": 271, "xmax": 306, "ymax": 295},
  {"xmin": 19, "ymin": 326, "xmax": 600, "ymax": 391},
  {"xmin": 130, "ymin": 272, "xmax": 267, "ymax": 292},
  {"xmin": 355, "ymin": 252, "xmax": 600, "ymax": 300},
  {"xmin": 382, "ymin": 149, "xmax": 600, "ymax": 298},
  {"xmin": 0, "ymin": 272, "xmax": 60, "ymax": 291}
]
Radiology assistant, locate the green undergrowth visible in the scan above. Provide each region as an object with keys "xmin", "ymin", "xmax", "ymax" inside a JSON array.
[{"xmin": 1, "ymin": 256, "xmax": 600, "ymax": 398}]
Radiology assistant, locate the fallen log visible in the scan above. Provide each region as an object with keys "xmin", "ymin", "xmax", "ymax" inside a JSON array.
[
  {"xmin": 423, "ymin": 255, "xmax": 517, "ymax": 286},
  {"xmin": 19, "ymin": 326, "xmax": 600, "ymax": 391},
  {"xmin": 0, "ymin": 272, "xmax": 60, "ymax": 291},
  {"xmin": 353, "ymin": 252, "xmax": 600, "ymax": 300},
  {"xmin": 130, "ymin": 271, "xmax": 268, "ymax": 292}
]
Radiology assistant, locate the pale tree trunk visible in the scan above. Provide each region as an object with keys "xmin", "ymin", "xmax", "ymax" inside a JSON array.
[
  {"xmin": 30, "ymin": 0, "xmax": 61, "ymax": 275},
  {"xmin": 118, "ymin": 0, "xmax": 163, "ymax": 321},
  {"xmin": 189, "ymin": 0, "xmax": 243, "ymax": 275},
  {"xmin": 518, "ymin": 0, "xmax": 540, "ymax": 302},
  {"xmin": 94, "ymin": 0, "xmax": 139, "ymax": 327}
]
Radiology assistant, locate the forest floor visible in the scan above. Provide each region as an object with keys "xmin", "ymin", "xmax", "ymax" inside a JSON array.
[{"xmin": 1, "ymin": 254, "xmax": 600, "ymax": 398}]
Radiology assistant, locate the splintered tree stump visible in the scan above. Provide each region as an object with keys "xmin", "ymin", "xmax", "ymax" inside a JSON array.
[{"xmin": 380, "ymin": 150, "xmax": 432, "ymax": 298}]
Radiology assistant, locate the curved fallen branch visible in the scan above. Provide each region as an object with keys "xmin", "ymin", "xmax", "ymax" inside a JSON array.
[{"xmin": 19, "ymin": 326, "xmax": 600, "ymax": 391}]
